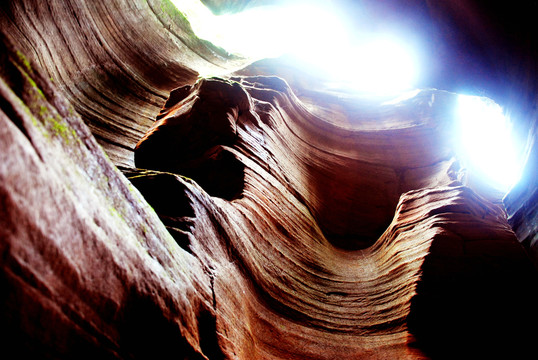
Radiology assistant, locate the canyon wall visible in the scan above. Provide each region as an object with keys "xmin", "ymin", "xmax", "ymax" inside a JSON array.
[{"xmin": 1, "ymin": 0, "xmax": 537, "ymax": 359}]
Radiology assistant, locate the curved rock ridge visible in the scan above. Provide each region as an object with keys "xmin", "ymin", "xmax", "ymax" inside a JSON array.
[
  {"xmin": 132, "ymin": 76, "xmax": 538, "ymax": 358},
  {"xmin": 0, "ymin": 0, "xmax": 249, "ymax": 168},
  {"xmin": 135, "ymin": 78, "xmax": 252, "ymax": 201},
  {"xmin": 127, "ymin": 171, "xmax": 537, "ymax": 359},
  {"xmin": 1, "ymin": 0, "xmax": 538, "ymax": 359},
  {"xmin": 136, "ymin": 76, "xmax": 463, "ymax": 249},
  {"xmin": 3, "ymin": 38, "xmax": 536, "ymax": 358},
  {"xmin": 1, "ymin": 0, "xmax": 535, "ymax": 263},
  {"xmin": 0, "ymin": 38, "xmax": 215, "ymax": 359}
]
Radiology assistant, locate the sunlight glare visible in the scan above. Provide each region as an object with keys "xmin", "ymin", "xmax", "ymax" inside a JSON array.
[
  {"xmin": 175, "ymin": 0, "xmax": 419, "ymax": 94},
  {"xmin": 457, "ymin": 95, "xmax": 524, "ymax": 190},
  {"xmin": 339, "ymin": 37, "xmax": 418, "ymax": 94}
]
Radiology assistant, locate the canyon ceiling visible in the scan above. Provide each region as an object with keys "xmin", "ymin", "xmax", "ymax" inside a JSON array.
[{"xmin": 0, "ymin": 0, "xmax": 537, "ymax": 359}]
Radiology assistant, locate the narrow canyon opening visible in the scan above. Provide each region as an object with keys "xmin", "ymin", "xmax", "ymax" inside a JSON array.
[{"xmin": 1, "ymin": 0, "xmax": 537, "ymax": 359}]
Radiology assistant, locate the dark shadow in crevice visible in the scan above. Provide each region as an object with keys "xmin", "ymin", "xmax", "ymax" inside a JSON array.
[
  {"xmin": 319, "ymin": 221, "xmax": 392, "ymax": 251},
  {"xmin": 134, "ymin": 78, "xmax": 249, "ymax": 201},
  {"xmin": 407, "ymin": 230, "xmax": 538, "ymax": 359},
  {"xmin": 177, "ymin": 146, "xmax": 245, "ymax": 201},
  {"xmin": 197, "ymin": 307, "xmax": 226, "ymax": 360},
  {"xmin": 124, "ymin": 169, "xmax": 197, "ymax": 252},
  {"xmin": 118, "ymin": 285, "xmax": 207, "ymax": 360}
]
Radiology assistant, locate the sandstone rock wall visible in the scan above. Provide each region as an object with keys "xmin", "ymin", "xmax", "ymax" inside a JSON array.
[
  {"xmin": 1, "ymin": 0, "xmax": 537, "ymax": 359},
  {"xmin": 0, "ymin": 0, "xmax": 248, "ymax": 168}
]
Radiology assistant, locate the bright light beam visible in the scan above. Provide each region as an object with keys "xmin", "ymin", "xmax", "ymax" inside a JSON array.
[
  {"xmin": 175, "ymin": 0, "xmax": 420, "ymax": 94},
  {"xmin": 457, "ymin": 95, "xmax": 524, "ymax": 191},
  {"xmin": 336, "ymin": 36, "xmax": 418, "ymax": 94}
]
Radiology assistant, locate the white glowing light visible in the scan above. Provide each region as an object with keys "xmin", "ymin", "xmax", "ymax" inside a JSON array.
[
  {"xmin": 457, "ymin": 95, "xmax": 524, "ymax": 190},
  {"xmin": 174, "ymin": 0, "xmax": 419, "ymax": 94},
  {"xmin": 340, "ymin": 37, "xmax": 418, "ymax": 94},
  {"xmin": 175, "ymin": 1, "xmax": 343, "ymax": 60}
]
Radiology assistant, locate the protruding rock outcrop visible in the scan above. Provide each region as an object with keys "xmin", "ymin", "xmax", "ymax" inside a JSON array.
[
  {"xmin": 0, "ymin": 37, "xmax": 215, "ymax": 359},
  {"xmin": 136, "ymin": 76, "xmax": 465, "ymax": 249},
  {"xmin": 0, "ymin": 0, "xmax": 249, "ymax": 168},
  {"xmin": 132, "ymin": 76, "xmax": 538, "ymax": 358},
  {"xmin": 1, "ymin": 0, "xmax": 538, "ymax": 359},
  {"xmin": 135, "ymin": 79, "xmax": 251, "ymax": 200}
]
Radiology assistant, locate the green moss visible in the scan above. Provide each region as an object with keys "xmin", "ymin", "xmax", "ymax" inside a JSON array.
[
  {"xmin": 24, "ymin": 72, "xmax": 45, "ymax": 100},
  {"xmin": 29, "ymin": 104, "xmax": 46, "ymax": 134},
  {"xmin": 39, "ymin": 105, "xmax": 48, "ymax": 118},
  {"xmin": 8, "ymin": 50, "xmax": 84, "ymax": 148},
  {"xmin": 13, "ymin": 52, "xmax": 45, "ymax": 100},
  {"xmin": 37, "ymin": 104, "xmax": 77, "ymax": 144},
  {"xmin": 45, "ymin": 112, "xmax": 80, "ymax": 146},
  {"xmin": 156, "ymin": 0, "xmax": 193, "ymax": 32},
  {"xmin": 16, "ymin": 50, "xmax": 32, "ymax": 74},
  {"xmin": 108, "ymin": 205, "xmax": 125, "ymax": 222},
  {"xmin": 160, "ymin": 0, "xmax": 175, "ymax": 14},
  {"xmin": 50, "ymin": 116, "xmax": 70, "ymax": 141},
  {"xmin": 11, "ymin": 61, "xmax": 46, "ymax": 104},
  {"xmin": 160, "ymin": 0, "xmax": 183, "ymax": 18},
  {"xmin": 9, "ymin": 85, "xmax": 49, "ymax": 138}
]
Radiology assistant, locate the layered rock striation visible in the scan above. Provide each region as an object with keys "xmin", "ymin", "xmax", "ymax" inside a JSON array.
[
  {"xmin": 0, "ymin": 36, "xmax": 215, "ymax": 359},
  {"xmin": 1, "ymin": 0, "xmax": 538, "ymax": 359},
  {"xmin": 0, "ymin": 0, "xmax": 248, "ymax": 168},
  {"xmin": 135, "ymin": 76, "xmax": 464, "ymax": 249},
  {"xmin": 132, "ymin": 76, "xmax": 538, "ymax": 358}
]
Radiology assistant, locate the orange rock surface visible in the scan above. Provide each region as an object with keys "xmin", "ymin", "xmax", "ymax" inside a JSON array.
[{"xmin": 1, "ymin": 0, "xmax": 537, "ymax": 359}]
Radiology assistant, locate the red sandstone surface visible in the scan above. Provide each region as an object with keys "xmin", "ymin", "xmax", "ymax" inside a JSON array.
[{"xmin": 1, "ymin": 0, "xmax": 537, "ymax": 359}]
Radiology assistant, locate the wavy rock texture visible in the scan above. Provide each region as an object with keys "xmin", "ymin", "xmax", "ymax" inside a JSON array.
[
  {"xmin": 0, "ymin": 37, "xmax": 216, "ymax": 359},
  {"xmin": 132, "ymin": 76, "xmax": 538, "ymax": 358},
  {"xmin": 1, "ymin": 0, "xmax": 538, "ymax": 359},
  {"xmin": 135, "ymin": 76, "xmax": 463, "ymax": 249},
  {"xmin": 1, "ymin": 0, "xmax": 535, "ymax": 256},
  {"xmin": 0, "ymin": 0, "xmax": 248, "ymax": 168}
]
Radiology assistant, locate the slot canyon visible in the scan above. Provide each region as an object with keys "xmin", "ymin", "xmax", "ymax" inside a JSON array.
[{"xmin": 0, "ymin": 0, "xmax": 537, "ymax": 359}]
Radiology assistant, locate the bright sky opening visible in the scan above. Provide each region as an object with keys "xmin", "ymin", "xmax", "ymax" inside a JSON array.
[
  {"xmin": 174, "ymin": 1, "xmax": 525, "ymax": 191},
  {"xmin": 174, "ymin": 0, "xmax": 419, "ymax": 94},
  {"xmin": 457, "ymin": 95, "xmax": 524, "ymax": 191}
]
